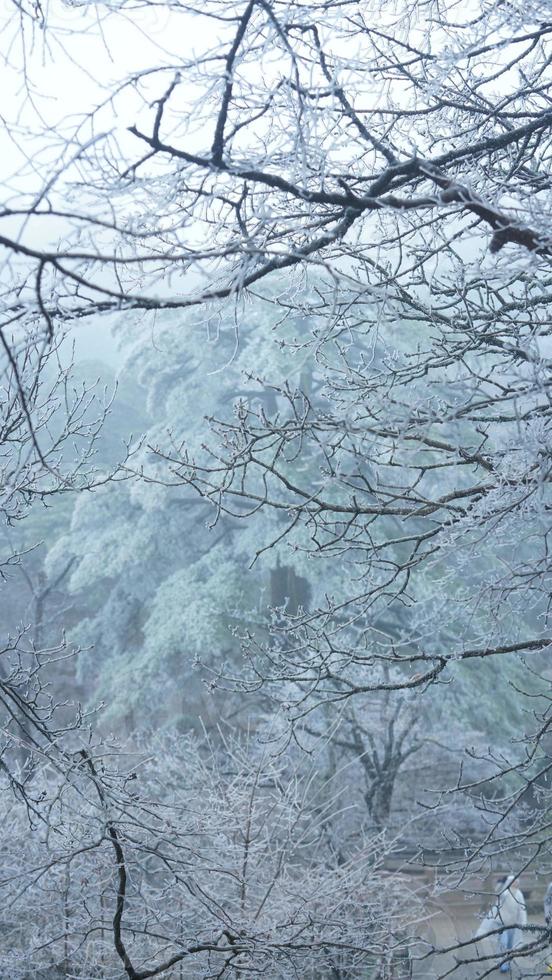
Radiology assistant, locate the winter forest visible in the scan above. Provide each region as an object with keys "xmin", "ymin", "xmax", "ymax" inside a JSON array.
[{"xmin": 1, "ymin": 0, "xmax": 552, "ymax": 977}]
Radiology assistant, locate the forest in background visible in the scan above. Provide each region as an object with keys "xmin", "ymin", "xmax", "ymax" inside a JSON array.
[{"xmin": 1, "ymin": 0, "xmax": 552, "ymax": 976}]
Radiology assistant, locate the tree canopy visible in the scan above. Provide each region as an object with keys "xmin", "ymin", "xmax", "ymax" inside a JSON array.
[{"xmin": 1, "ymin": 1, "xmax": 552, "ymax": 977}]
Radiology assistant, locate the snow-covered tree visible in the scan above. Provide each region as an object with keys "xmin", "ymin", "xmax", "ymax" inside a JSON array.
[
  {"xmin": 2, "ymin": 1, "xmax": 552, "ymax": 976},
  {"xmin": 0, "ymin": 730, "xmax": 426, "ymax": 979}
]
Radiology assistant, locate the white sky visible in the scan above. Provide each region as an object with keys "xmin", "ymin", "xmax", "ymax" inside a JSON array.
[{"xmin": 1, "ymin": 1, "xmax": 207, "ymax": 197}]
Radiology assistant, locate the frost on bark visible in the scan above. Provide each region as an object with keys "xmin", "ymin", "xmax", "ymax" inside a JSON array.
[{"xmin": 1, "ymin": 1, "xmax": 552, "ymax": 978}]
